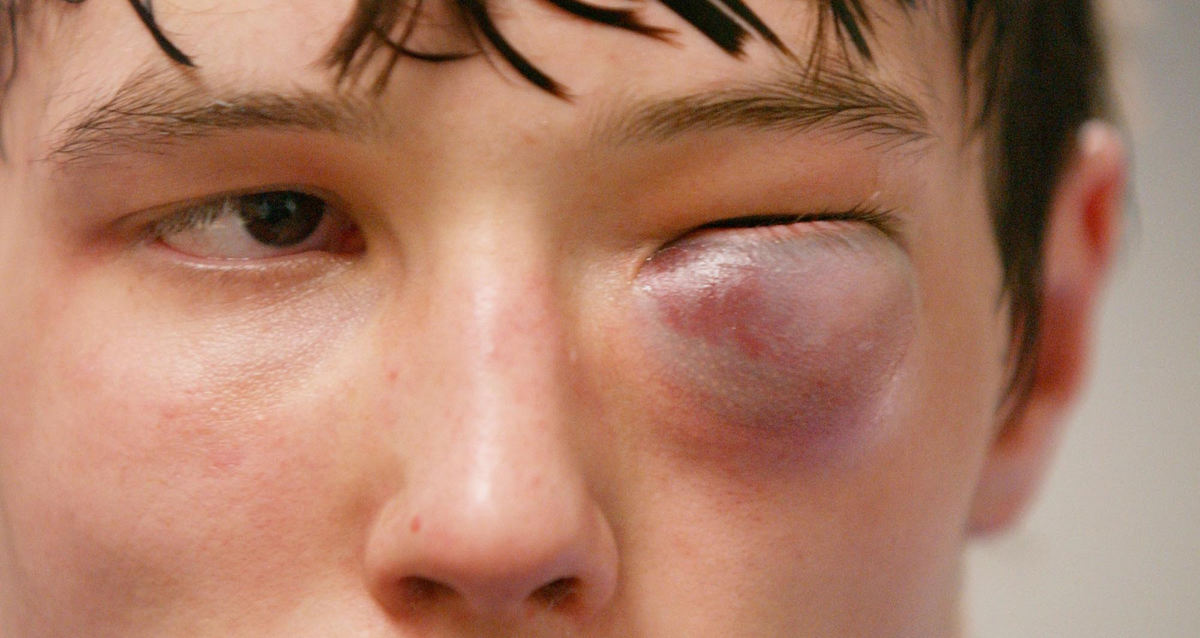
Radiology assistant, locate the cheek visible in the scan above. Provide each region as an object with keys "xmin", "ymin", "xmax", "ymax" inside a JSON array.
[
  {"xmin": 633, "ymin": 229, "xmax": 916, "ymax": 458},
  {"xmin": 0, "ymin": 266, "xmax": 373, "ymax": 617},
  {"xmin": 63, "ymin": 283, "xmax": 366, "ymax": 509}
]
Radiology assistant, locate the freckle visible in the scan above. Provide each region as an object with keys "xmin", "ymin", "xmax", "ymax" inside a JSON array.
[{"xmin": 409, "ymin": 516, "xmax": 421, "ymax": 533}]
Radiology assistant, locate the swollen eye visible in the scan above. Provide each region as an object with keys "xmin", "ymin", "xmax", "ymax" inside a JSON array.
[
  {"xmin": 238, "ymin": 191, "xmax": 327, "ymax": 247},
  {"xmin": 632, "ymin": 225, "xmax": 917, "ymax": 445}
]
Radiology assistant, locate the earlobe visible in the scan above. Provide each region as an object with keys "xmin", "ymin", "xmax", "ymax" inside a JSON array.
[{"xmin": 969, "ymin": 121, "xmax": 1127, "ymax": 535}]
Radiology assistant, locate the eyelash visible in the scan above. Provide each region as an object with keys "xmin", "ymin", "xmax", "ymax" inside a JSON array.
[
  {"xmin": 149, "ymin": 199, "xmax": 229, "ymax": 237},
  {"xmin": 694, "ymin": 205, "xmax": 896, "ymax": 234},
  {"xmin": 670, "ymin": 205, "xmax": 900, "ymax": 252}
]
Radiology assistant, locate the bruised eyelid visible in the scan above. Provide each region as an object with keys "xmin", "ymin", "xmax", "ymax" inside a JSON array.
[{"xmin": 630, "ymin": 215, "xmax": 918, "ymax": 454}]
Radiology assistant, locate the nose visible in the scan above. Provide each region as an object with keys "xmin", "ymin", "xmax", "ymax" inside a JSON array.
[{"xmin": 361, "ymin": 238, "xmax": 619, "ymax": 623}]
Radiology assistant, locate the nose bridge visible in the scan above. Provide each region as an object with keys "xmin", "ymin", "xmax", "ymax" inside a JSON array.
[
  {"xmin": 437, "ymin": 236, "xmax": 570, "ymax": 521},
  {"xmin": 444, "ymin": 217, "xmax": 568, "ymax": 440},
  {"xmin": 364, "ymin": 220, "xmax": 617, "ymax": 620}
]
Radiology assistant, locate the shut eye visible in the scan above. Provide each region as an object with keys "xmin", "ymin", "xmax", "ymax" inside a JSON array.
[
  {"xmin": 150, "ymin": 190, "xmax": 364, "ymax": 260},
  {"xmin": 662, "ymin": 206, "xmax": 901, "ymax": 250},
  {"xmin": 694, "ymin": 207, "xmax": 898, "ymax": 233}
]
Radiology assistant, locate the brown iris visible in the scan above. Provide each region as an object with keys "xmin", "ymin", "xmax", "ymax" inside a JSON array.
[{"xmin": 238, "ymin": 192, "xmax": 326, "ymax": 247}]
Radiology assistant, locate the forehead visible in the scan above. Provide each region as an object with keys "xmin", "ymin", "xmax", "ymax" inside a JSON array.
[{"xmin": 14, "ymin": 0, "xmax": 961, "ymax": 143}]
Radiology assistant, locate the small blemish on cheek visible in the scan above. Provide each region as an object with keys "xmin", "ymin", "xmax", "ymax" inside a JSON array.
[
  {"xmin": 410, "ymin": 516, "xmax": 422, "ymax": 533},
  {"xmin": 634, "ymin": 227, "xmax": 917, "ymax": 450}
]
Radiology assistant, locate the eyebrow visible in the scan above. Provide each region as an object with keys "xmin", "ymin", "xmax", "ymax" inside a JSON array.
[
  {"xmin": 47, "ymin": 61, "xmax": 931, "ymax": 166},
  {"xmin": 46, "ymin": 66, "xmax": 388, "ymax": 165},
  {"xmin": 599, "ymin": 64, "xmax": 932, "ymax": 148}
]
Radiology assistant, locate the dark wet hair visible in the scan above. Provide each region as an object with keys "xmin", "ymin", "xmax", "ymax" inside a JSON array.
[{"xmin": 2, "ymin": 0, "xmax": 1111, "ymax": 422}]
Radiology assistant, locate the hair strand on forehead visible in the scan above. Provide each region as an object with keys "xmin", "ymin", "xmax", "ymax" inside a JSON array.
[
  {"xmin": 542, "ymin": 0, "xmax": 675, "ymax": 39},
  {"xmin": 121, "ymin": 0, "xmax": 194, "ymax": 66},
  {"xmin": 0, "ymin": 1, "xmax": 14, "ymax": 160},
  {"xmin": 456, "ymin": 0, "xmax": 568, "ymax": 95},
  {"xmin": 323, "ymin": 0, "xmax": 791, "ymax": 95}
]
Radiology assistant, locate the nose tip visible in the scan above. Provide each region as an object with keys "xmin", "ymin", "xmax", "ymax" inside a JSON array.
[{"xmin": 365, "ymin": 496, "xmax": 619, "ymax": 621}]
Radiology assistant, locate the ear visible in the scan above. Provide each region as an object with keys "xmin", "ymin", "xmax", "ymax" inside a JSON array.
[{"xmin": 969, "ymin": 121, "xmax": 1127, "ymax": 535}]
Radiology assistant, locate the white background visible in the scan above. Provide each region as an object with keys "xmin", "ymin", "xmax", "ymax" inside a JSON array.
[{"xmin": 966, "ymin": 2, "xmax": 1200, "ymax": 636}]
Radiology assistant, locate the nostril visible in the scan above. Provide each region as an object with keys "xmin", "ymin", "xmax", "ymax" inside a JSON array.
[
  {"xmin": 397, "ymin": 576, "xmax": 455, "ymax": 610},
  {"xmin": 530, "ymin": 577, "xmax": 580, "ymax": 610},
  {"xmin": 390, "ymin": 575, "xmax": 584, "ymax": 616}
]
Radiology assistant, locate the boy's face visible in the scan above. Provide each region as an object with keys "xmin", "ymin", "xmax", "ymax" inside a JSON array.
[{"xmin": 0, "ymin": 1, "xmax": 1025, "ymax": 635}]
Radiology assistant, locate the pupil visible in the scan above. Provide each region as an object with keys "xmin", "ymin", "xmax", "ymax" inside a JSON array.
[{"xmin": 238, "ymin": 191, "xmax": 325, "ymax": 247}]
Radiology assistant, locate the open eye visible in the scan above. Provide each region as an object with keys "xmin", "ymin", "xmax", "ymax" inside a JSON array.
[{"xmin": 152, "ymin": 190, "xmax": 362, "ymax": 260}]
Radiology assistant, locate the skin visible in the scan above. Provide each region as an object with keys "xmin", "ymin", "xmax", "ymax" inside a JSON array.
[{"xmin": 0, "ymin": 0, "xmax": 1124, "ymax": 635}]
